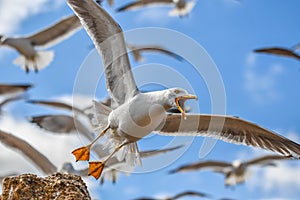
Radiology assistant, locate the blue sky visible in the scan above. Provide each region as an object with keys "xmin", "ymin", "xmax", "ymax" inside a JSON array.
[{"xmin": 0, "ymin": 0, "xmax": 300, "ymax": 199}]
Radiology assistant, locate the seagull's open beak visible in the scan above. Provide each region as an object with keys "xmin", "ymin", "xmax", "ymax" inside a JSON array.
[{"xmin": 175, "ymin": 95, "xmax": 197, "ymax": 120}]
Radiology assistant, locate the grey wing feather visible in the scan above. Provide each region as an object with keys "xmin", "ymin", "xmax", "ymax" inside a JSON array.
[
  {"xmin": 169, "ymin": 160, "xmax": 232, "ymax": 173},
  {"xmin": 254, "ymin": 47, "xmax": 300, "ymax": 61},
  {"xmin": 127, "ymin": 44, "xmax": 183, "ymax": 62},
  {"xmin": 68, "ymin": 0, "xmax": 139, "ymax": 105},
  {"xmin": 0, "ymin": 84, "xmax": 32, "ymax": 95},
  {"xmin": 117, "ymin": 0, "xmax": 174, "ymax": 12},
  {"xmin": 27, "ymin": 100, "xmax": 85, "ymax": 115},
  {"xmin": 0, "ymin": 130, "xmax": 57, "ymax": 174},
  {"xmin": 26, "ymin": 15, "xmax": 81, "ymax": 48},
  {"xmin": 245, "ymin": 154, "xmax": 290, "ymax": 166},
  {"xmin": 156, "ymin": 114, "xmax": 300, "ymax": 158},
  {"xmin": 139, "ymin": 145, "xmax": 184, "ymax": 158}
]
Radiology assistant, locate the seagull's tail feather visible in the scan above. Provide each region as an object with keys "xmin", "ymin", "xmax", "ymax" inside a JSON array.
[
  {"xmin": 13, "ymin": 50, "xmax": 54, "ymax": 72},
  {"xmin": 169, "ymin": 1, "xmax": 195, "ymax": 17},
  {"xmin": 108, "ymin": 140, "xmax": 141, "ymax": 166},
  {"xmin": 91, "ymin": 100, "xmax": 112, "ymax": 130},
  {"xmin": 35, "ymin": 51, "xmax": 54, "ymax": 70}
]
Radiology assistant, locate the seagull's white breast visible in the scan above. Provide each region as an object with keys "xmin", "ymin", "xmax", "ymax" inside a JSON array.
[
  {"xmin": 4, "ymin": 38, "xmax": 36, "ymax": 57},
  {"xmin": 108, "ymin": 93, "xmax": 166, "ymax": 141}
]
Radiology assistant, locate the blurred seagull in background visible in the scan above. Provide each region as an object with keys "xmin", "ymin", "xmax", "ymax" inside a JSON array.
[
  {"xmin": 127, "ymin": 43, "xmax": 183, "ymax": 62},
  {"xmin": 132, "ymin": 190, "xmax": 210, "ymax": 200},
  {"xmin": 169, "ymin": 154, "xmax": 291, "ymax": 187},
  {"xmin": 28, "ymin": 114, "xmax": 94, "ymax": 140},
  {"xmin": 116, "ymin": 0, "xmax": 196, "ymax": 17},
  {"xmin": 0, "ymin": 15, "xmax": 81, "ymax": 73},
  {"xmin": 254, "ymin": 46, "xmax": 300, "ymax": 62},
  {"xmin": 68, "ymin": 0, "xmax": 300, "ymax": 180}
]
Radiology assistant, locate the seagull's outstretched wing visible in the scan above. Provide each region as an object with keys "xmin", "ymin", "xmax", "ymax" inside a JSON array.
[
  {"xmin": 0, "ymin": 84, "xmax": 32, "ymax": 95},
  {"xmin": 26, "ymin": 15, "xmax": 81, "ymax": 48},
  {"xmin": 245, "ymin": 154, "xmax": 290, "ymax": 166},
  {"xmin": 0, "ymin": 130, "xmax": 56, "ymax": 174},
  {"xmin": 127, "ymin": 44, "xmax": 183, "ymax": 62},
  {"xmin": 169, "ymin": 160, "xmax": 232, "ymax": 174},
  {"xmin": 116, "ymin": 0, "xmax": 173, "ymax": 12},
  {"xmin": 27, "ymin": 100, "xmax": 85, "ymax": 115},
  {"xmin": 68, "ymin": 0, "xmax": 139, "ymax": 105},
  {"xmin": 254, "ymin": 47, "xmax": 300, "ymax": 61},
  {"xmin": 156, "ymin": 114, "xmax": 300, "ymax": 158}
]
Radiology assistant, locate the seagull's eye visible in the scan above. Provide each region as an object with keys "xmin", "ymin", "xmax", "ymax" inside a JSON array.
[{"xmin": 174, "ymin": 89, "xmax": 180, "ymax": 94}]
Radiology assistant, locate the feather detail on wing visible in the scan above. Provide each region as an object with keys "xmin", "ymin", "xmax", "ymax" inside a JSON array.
[
  {"xmin": 68, "ymin": 0, "xmax": 139, "ymax": 105},
  {"xmin": 156, "ymin": 114, "xmax": 300, "ymax": 158}
]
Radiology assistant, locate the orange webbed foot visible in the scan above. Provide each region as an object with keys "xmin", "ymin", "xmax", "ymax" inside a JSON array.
[
  {"xmin": 72, "ymin": 146, "xmax": 90, "ymax": 161},
  {"xmin": 88, "ymin": 161, "xmax": 105, "ymax": 180}
]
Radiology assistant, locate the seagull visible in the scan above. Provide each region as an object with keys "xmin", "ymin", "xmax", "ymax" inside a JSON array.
[
  {"xmin": 127, "ymin": 44, "xmax": 183, "ymax": 62},
  {"xmin": 0, "ymin": 84, "xmax": 32, "ymax": 96},
  {"xmin": 254, "ymin": 47, "xmax": 300, "ymax": 62},
  {"xmin": 169, "ymin": 154, "xmax": 291, "ymax": 186},
  {"xmin": 132, "ymin": 190, "xmax": 210, "ymax": 200},
  {"xmin": 0, "ymin": 129, "xmax": 57, "ymax": 174},
  {"xmin": 68, "ymin": 0, "xmax": 300, "ymax": 180},
  {"xmin": 29, "ymin": 114, "xmax": 95, "ymax": 141},
  {"xmin": 116, "ymin": 0, "xmax": 196, "ymax": 17},
  {"xmin": 61, "ymin": 144, "xmax": 183, "ymax": 184},
  {"xmin": 0, "ymin": 15, "xmax": 81, "ymax": 73}
]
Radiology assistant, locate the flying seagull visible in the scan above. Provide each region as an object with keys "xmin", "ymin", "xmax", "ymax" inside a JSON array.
[
  {"xmin": 0, "ymin": 15, "xmax": 81, "ymax": 73},
  {"xmin": 254, "ymin": 47, "xmax": 300, "ymax": 62},
  {"xmin": 116, "ymin": 0, "xmax": 196, "ymax": 17},
  {"xmin": 68, "ymin": 0, "xmax": 300, "ymax": 180},
  {"xmin": 0, "ymin": 130, "xmax": 57, "ymax": 174},
  {"xmin": 169, "ymin": 154, "xmax": 290, "ymax": 186},
  {"xmin": 127, "ymin": 44, "xmax": 183, "ymax": 62},
  {"xmin": 132, "ymin": 190, "xmax": 210, "ymax": 200},
  {"xmin": 29, "ymin": 114, "xmax": 95, "ymax": 141}
]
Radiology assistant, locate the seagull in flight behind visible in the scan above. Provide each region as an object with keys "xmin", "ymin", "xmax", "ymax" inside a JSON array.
[
  {"xmin": 68, "ymin": 0, "xmax": 300, "ymax": 180},
  {"xmin": 116, "ymin": 0, "xmax": 196, "ymax": 17},
  {"xmin": 0, "ymin": 15, "xmax": 81, "ymax": 73},
  {"xmin": 169, "ymin": 154, "xmax": 291, "ymax": 186}
]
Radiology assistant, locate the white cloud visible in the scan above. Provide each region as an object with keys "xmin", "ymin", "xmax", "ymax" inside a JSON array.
[
  {"xmin": 248, "ymin": 162, "xmax": 300, "ymax": 195},
  {"xmin": 244, "ymin": 53, "xmax": 284, "ymax": 103},
  {"xmin": 0, "ymin": 0, "xmax": 65, "ymax": 34}
]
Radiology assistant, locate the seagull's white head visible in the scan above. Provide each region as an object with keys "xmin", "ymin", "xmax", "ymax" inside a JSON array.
[
  {"xmin": 164, "ymin": 88, "xmax": 197, "ymax": 119},
  {"xmin": 232, "ymin": 160, "xmax": 242, "ymax": 168}
]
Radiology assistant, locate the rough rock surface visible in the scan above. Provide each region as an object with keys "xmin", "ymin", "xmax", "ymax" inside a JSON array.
[{"xmin": 0, "ymin": 173, "xmax": 91, "ymax": 200}]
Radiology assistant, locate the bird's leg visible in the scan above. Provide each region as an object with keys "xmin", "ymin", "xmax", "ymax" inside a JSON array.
[
  {"xmin": 33, "ymin": 61, "xmax": 38, "ymax": 73},
  {"xmin": 25, "ymin": 61, "xmax": 29, "ymax": 74},
  {"xmin": 72, "ymin": 125, "xmax": 110, "ymax": 162},
  {"xmin": 88, "ymin": 141, "xmax": 130, "ymax": 179}
]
